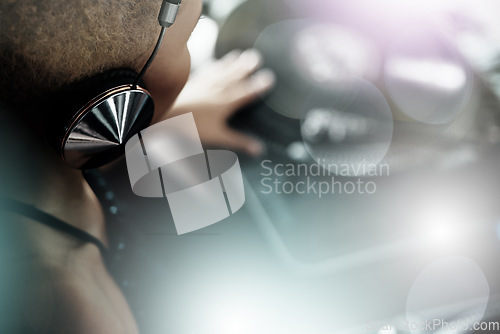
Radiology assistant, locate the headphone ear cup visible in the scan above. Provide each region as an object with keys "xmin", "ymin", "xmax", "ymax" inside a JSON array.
[
  {"xmin": 45, "ymin": 69, "xmax": 155, "ymax": 169},
  {"xmin": 61, "ymin": 85, "xmax": 154, "ymax": 169}
]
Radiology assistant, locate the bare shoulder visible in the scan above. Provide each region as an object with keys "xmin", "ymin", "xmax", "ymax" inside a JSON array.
[
  {"xmin": 0, "ymin": 215, "xmax": 139, "ymax": 334},
  {"xmin": 0, "ymin": 255, "xmax": 139, "ymax": 334}
]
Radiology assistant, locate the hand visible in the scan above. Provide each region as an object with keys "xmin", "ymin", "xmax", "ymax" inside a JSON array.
[{"xmin": 164, "ymin": 49, "xmax": 275, "ymax": 156}]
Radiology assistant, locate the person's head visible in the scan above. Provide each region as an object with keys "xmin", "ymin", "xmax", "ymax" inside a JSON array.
[{"xmin": 0, "ymin": 0, "xmax": 202, "ymax": 121}]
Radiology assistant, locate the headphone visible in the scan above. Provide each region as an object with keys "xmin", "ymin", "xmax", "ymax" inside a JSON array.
[{"xmin": 52, "ymin": 0, "xmax": 182, "ymax": 170}]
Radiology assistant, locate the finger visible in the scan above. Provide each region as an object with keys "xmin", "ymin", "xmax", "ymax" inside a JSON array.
[
  {"xmin": 220, "ymin": 128, "xmax": 264, "ymax": 156},
  {"xmin": 228, "ymin": 68, "xmax": 276, "ymax": 110},
  {"xmin": 218, "ymin": 49, "xmax": 242, "ymax": 64},
  {"xmin": 218, "ymin": 49, "xmax": 264, "ymax": 83},
  {"xmin": 235, "ymin": 48, "xmax": 263, "ymax": 74},
  {"xmin": 191, "ymin": 50, "xmax": 242, "ymax": 81}
]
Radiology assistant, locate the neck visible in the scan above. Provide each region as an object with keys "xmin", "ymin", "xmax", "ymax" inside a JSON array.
[
  {"xmin": 0, "ymin": 109, "xmax": 108, "ymax": 246},
  {"xmin": 35, "ymin": 163, "xmax": 108, "ymax": 246}
]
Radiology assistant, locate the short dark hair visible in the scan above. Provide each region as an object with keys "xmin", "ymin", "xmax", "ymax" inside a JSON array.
[{"xmin": 0, "ymin": 0, "xmax": 160, "ymax": 107}]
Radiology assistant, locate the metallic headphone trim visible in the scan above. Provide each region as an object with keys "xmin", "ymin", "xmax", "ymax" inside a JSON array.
[{"xmin": 59, "ymin": 84, "xmax": 151, "ymax": 161}]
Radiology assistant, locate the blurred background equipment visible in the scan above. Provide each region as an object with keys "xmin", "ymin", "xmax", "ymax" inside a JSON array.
[{"xmin": 101, "ymin": 0, "xmax": 500, "ymax": 333}]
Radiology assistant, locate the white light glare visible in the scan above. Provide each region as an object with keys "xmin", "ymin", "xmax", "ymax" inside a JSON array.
[
  {"xmin": 187, "ymin": 16, "xmax": 219, "ymax": 70},
  {"xmin": 417, "ymin": 202, "xmax": 464, "ymax": 247},
  {"xmin": 386, "ymin": 58, "xmax": 466, "ymax": 91},
  {"xmin": 215, "ymin": 307, "xmax": 253, "ymax": 334},
  {"xmin": 372, "ymin": 0, "xmax": 459, "ymax": 17}
]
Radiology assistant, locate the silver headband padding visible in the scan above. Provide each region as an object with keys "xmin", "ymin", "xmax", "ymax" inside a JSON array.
[{"xmin": 159, "ymin": 1, "xmax": 180, "ymax": 27}]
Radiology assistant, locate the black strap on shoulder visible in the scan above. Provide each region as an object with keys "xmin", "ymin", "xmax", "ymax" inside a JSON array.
[{"xmin": 0, "ymin": 198, "xmax": 108, "ymax": 256}]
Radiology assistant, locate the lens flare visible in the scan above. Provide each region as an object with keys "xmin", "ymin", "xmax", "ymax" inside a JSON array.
[
  {"xmin": 292, "ymin": 24, "xmax": 379, "ymax": 85},
  {"xmin": 300, "ymin": 80, "xmax": 393, "ymax": 176},
  {"xmin": 385, "ymin": 26, "xmax": 473, "ymax": 125},
  {"xmin": 406, "ymin": 257, "xmax": 489, "ymax": 333}
]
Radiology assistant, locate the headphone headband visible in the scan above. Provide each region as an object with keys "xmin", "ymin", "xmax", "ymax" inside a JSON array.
[{"xmin": 47, "ymin": 1, "xmax": 182, "ymax": 169}]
